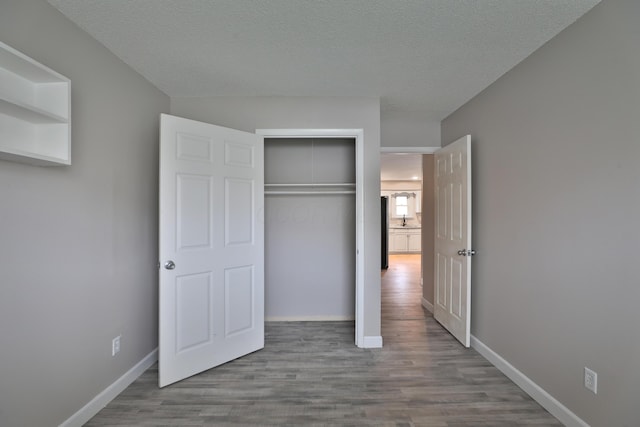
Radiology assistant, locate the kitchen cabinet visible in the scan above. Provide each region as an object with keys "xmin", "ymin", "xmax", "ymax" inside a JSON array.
[
  {"xmin": 389, "ymin": 228, "xmax": 421, "ymax": 253},
  {"xmin": 391, "ymin": 231, "xmax": 408, "ymax": 252},
  {"xmin": 0, "ymin": 41, "xmax": 71, "ymax": 165},
  {"xmin": 407, "ymin": 231, "xmax": 421, "ymax": 252}
]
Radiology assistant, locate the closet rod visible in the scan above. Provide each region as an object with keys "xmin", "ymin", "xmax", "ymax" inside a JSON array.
[
  {"xmin": 264, "ymin": 183, "xmax": 356, "ymax": 187},
  {"xmin": 264, "ymin": 190, "xmax": 356, "ymax": 195}
]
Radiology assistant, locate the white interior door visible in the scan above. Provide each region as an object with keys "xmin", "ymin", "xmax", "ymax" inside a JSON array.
[
  {"xmin": 433, "ymin": 135, "xmax": 472, "ymax": 347},
  {"xmin": 159, "ymin": 114, "xmax": 264, "ymax": 387}
]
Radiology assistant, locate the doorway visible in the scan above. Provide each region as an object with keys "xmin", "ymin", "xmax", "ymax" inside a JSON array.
[
  {"xmin": 380, "ymin": 148, "xmax": 437, "ymax": 314},
  {"xmin": 263, "ymin": 137, "xmax": 356, "ymax": 321},
  {"xmin": 259, "ymin": 129, "xmax": 365, "ymax": 347},
  {"xmin": 380, "ymin": 152, "xmax": 422, "ymax": 270}
]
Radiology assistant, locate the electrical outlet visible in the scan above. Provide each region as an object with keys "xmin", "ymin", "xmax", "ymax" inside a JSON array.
[
  {"xmin": 112, "ymin": 335, "xmax": 121, "ymax": 356},
  {"xmin": 584, "ymin": 367, "xmax": 597, "ymax": 394}
]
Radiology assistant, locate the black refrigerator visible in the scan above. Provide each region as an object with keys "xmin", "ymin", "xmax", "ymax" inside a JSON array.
[{"xmin": 381, "ymin": 196, "xmax": 389, "ymax": 269}]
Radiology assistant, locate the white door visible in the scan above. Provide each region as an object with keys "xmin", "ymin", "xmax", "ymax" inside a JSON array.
[
  {"xmin": 159, "ymin": 114, "xmax": 264, "ymax": 387},
  {"xmin": 433, "ymin": 135, "xmax": 472, "ymax": 347}
]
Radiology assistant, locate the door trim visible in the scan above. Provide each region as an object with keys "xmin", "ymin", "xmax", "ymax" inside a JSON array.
[
  {"xmin": 257, "ymin": 128, "xmax": 365, "ymax": 348},
  {"xmin": 380, "ymin": 146, "xmax": 439, "ymax": 154}
]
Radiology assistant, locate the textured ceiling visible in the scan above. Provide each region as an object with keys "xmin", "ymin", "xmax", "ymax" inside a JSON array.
[{"xmin": 48, "ymin": 0, "xmax": 599, "ymax": 121}]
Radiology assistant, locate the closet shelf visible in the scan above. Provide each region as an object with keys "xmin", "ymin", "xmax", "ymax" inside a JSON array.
[
  {"xmin": 264, "ymin": 183, "xmax": 356, "ymax": 195},
  {"xmin": 264, "ymin": 183, "xmax": 355, "ymax": 187},
  {"xmin": 265, "ymin": 190, "xmax": 355, "ymax": 195}
]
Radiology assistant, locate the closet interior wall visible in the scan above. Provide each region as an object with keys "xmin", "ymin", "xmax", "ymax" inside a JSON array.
[{"xmin": 264, "ymin": 138, "xmax": 356, "ymax": 320}]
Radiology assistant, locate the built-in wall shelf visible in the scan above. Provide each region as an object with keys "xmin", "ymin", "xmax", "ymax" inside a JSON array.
[{"xmin": 0, "ymin": 41, "xmax": 71, "ymax": 166}]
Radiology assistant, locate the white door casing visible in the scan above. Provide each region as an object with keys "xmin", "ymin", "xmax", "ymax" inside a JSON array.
[
  {"xmin": 159, "ymin": 114, "xmax": 264, "ymax": 387},
  {"xmin": 433, "ymin": 135, "xmax": 472, "ymax": 347}
]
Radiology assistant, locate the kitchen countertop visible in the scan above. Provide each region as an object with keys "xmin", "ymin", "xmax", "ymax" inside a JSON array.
[{"xmin": 390, "ymin": 226, "xmax": 421, "ymax": 229}]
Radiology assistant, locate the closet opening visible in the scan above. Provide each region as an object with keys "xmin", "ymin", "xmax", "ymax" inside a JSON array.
[{"xmin": 259, "ymin": 129, "xmax": 365, "ymax": 347}]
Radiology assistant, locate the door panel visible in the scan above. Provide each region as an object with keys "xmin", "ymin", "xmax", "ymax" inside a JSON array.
[
  {"xmin": 436, "ymin": 253, "xmax": 447, "ymax": 307},
  {"xmin": 159, "ymin": 114, "xmax": 264, "ymax": 387},
  {"xmin": 433, "ymin": 135, "xmax": 472, "ymax": 347},
  {"xmin": 451, "ymin": 259, "xmax": 463, "ymax": 318},
  {"xmin": 225, "ymin": 178, "xmax": 254, "ymax": 245},
  {"xmin": 177, "ymin": 174, "xmax": 212, "ymax": 249},
  {"xmin": 175, "ymin": 272, "xmax": 213, "ymax": 352},
  {"xmin": 224, "ymin": 265, "xmax": 255, "ymax": 336}
]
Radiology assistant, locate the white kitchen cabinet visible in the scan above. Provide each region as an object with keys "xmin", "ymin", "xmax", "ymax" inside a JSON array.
[
  {"xmin": 391, "ymin": 230, "xmax": 408, "ymax": 252},
  {"xmin": 0, "ymin": 41, "xmax": 71, "ymax": 166},
  {"xmin": 389, "ymin": 228, "xmax": 421, "ymax": 253},
  {"xmin": 407, "ymin": 231, "xmax": 421, "ymax": 252}
]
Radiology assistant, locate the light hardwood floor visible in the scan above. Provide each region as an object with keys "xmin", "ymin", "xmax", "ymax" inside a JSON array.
[{"xmin": 85, "ymin": 254, "xmax": 560, "ymax": 426}]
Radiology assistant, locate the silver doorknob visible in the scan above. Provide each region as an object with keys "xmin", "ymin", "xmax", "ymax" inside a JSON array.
[
  {"xmin": 164, "ymin": 260, "xmax": 176, "ymax": 270},
  {"xmin": 457, "ymin": 249, "xmax": 476, "ymax": 256}
]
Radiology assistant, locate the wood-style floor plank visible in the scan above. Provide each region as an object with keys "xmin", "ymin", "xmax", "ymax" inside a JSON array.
[{"xmin": 85, "ymin": 254, "xmax": 560, "ymax": 426}]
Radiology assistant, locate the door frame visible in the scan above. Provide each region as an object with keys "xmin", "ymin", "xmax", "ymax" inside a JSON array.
[
  {"xmin": 380, "ymin": 147, "xmax": 439, "ymax": 154},
  {"xmin": 258, "ymin": 128, "xmax": 365, "ymax": 347}
]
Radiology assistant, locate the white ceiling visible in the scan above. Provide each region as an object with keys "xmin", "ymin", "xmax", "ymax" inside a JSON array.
[
  {"xmin": 380, "ymin": 153, "xmax": 423, "ymax": 182},
  {"xmin": 49, "ymin": 0, "xmax": 599, "ymax": 120},
  {"xmin": 48, "ymin": 0, "xmax": 599, "ymax": 182}
]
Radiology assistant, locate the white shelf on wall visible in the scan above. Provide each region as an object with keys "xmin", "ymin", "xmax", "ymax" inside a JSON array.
[{"xmin": 0, "ymin": 41, "xmax": 71, "ymax": 166}]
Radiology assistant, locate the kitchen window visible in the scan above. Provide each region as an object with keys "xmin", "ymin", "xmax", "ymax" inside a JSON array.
[{"xmin": 395, "ymin": 195, "xmax": 408, "ymax": 217}]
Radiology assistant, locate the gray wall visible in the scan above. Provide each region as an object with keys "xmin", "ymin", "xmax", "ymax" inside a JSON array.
[
  {"xmin": 441, "ymin": 0, "xmax": 639, "ymax": 425},
  {"xmin": 381, "ymin": 113, "xmax": 440, "ymax": 148},
  {"xmin": 265, "ymin": 138, "xmax": 356, "ymax": 320},
  {"xmin": 0, "ymin": 1, "xmax": 170, "ymax": 426},
  {"xmin": 171, "ymin": 96, "xmax": 382, "ymax": 338},
  {"xmin": 421, "ymin": 155, "xmax": 435, "ymax": 308}
]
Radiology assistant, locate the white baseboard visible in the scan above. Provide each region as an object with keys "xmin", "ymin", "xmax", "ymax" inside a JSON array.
[
  {"xmin": 59, "ymin": 348, "xmax": 158, "ymax": 427},
  {"xmin": 362, "ymin": 335, "xmax": 383, "ymax": 348},
  {"xmin": 470, "ymin": 336, "xmax": 589, "ymax": 427},
  {"xmin": 266, "ymin": 315, "xmax": 355, "ymax": 322},
  {"xmin": 421, "ymin": 297, "xmax": 433, "ymax": 313}
]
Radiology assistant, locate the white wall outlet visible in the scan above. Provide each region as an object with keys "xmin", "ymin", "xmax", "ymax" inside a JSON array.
[
  {"xmin": 584, "ymin": 367, "xmax": 597, "ymax": 394},
  {"xmin": 112, "ymin": 335, "xmax": 121, "ymax": 356}
]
